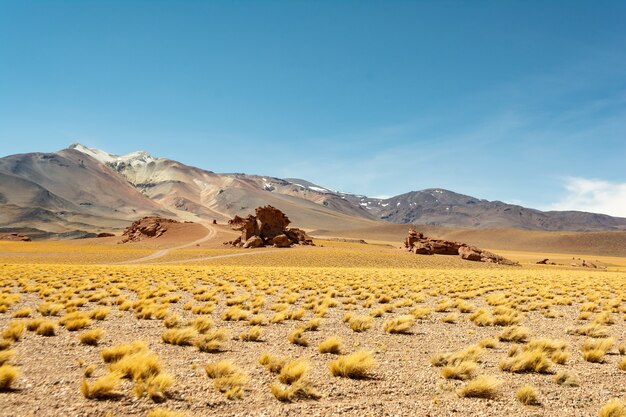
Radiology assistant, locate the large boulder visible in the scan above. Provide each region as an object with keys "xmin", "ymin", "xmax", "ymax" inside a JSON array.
[
  {"xmin": 272, "ymin": 234, "xmax": 291, "ymax": 248},
  {"xmin": 0, "ymin": 232, "xmax": 31, "ymax": 242},
  {"xmin": 243, "ymin": 236, "xmax": 263, "ymax": 248},
  {"xmin": 256, "ymin": 206, "xmax": 291, "ymax": 243},
  {"xmin": 119, "ymin": 217, "xmax": 180, "ymax": 243}
]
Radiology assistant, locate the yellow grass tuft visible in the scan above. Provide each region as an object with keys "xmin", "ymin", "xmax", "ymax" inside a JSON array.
[
  {"xmin": 270, "ymin": 378, "xmax": 320, "ymax": 402},
  {"xmin": 35, "ymin": 320, "xmax": 57, "ymax": 336},
  {"xmin": 348, "ymin": 315, "xmax": 373, "ymax": 332},
  {"xmin": 288, "ymin": 328, "xmax": 308, "ymax": 347},
  {"xmin": 161, "ymin": 327, "xmax": 197, "ymax": 346},
  {"xmin": 81, "ymin": 371, "xmax": 123, "ymax": 399},
  {"xmin": 102, "ymin": 340, "xmax": 148, "ymax": 363},
  {"xmin": 79, "ymin": 328, "xmax": 104, "ymax": 346},
  {"xmin": 0, "ymin": 350, "xmax": 15, "ymax": 366},
  {"xmin": 458, "ymin": 375, "xmax": 502, "ymax": 399},
  {"xmin": 12, "ymin": 308, "xmax": 32, "ymax": 318},
  {"xmin": 516, "ymin": 385, "xmax": 540, "ymax": 405},
  {"xmin": 194, "ymin": 328, "xmax": 228, "ymax": 352},
  {"xmin": 441, "ymin": 361, "xmax": 477, "ymax": 380},
  {"xmin": 581, "ymin": 338, "xmax": 614, "ymax": 363},
  {"xmin": 240, "ymin": 326, "xmax": 262, "ymax": 342},
  {"xmin": 147, "ymin": 408, "xmax": 186, "ymax": 417},
  {"xmin": 554, "ymin": 370, "xmax": 580, "ymax": 386},
  {"xmin": 0, "ymin": 364, "xmax": 19, "ymax": 390},
  {"xmin": 329, "ymin": 350, "xmax": 375, "ymax": 379},
  {"xmin": 319, "ymin": 336, "xmax": 343, "ymax": 354},
  {"xmin": 498, "ymin": 326, "xmax": 529, "ymax": 343},
  {"xmin": 598, "ymin": 399, "xmax": 626, "ymax": 417},
  {"xmin": 383, "ymin": 315, "xmax": 416, "ymax": 334},
  {"xmin": 259, "ymin": 353, "xmax": 287, "ymax": 374},
  {"xmin": 2, "ymin": 321, "xmax": 25, "ymax": 342}
]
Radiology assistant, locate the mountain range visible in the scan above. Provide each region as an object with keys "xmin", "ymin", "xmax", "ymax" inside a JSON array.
[{"xmin": 1, "ymin": 143, "xmax": 625, "ymax": 238}]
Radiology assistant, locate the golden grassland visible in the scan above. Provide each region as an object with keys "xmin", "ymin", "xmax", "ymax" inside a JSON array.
[{"xmin": 0, "ymin": 239, "xmax": 625, "ymax": 416}]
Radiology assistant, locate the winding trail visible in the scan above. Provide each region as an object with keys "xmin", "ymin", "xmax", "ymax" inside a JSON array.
[{"xmin": 120, "ymin": 223, "xmax": 217, "ymax": 264}]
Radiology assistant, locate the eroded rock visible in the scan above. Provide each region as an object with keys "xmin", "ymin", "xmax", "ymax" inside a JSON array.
[
  {"xmin": 225, "ymin": 205, "xmax": 313, "ymax": 248},
  {"xmin": 119, "ymin": 217, "xmax": 180, "ymax": 243},
  {"xmin": 404, "ymin": 227, "xmax": 518, "ymax": 266}
]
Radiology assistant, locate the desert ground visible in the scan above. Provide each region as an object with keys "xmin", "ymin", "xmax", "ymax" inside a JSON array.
[{"xmin": 1, "ymin": 223, "xmax": 625, "ymax": 417}]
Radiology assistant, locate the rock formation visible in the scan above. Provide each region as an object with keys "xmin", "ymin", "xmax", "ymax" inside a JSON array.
[
  {"xmin": 224, "ymin": 205, "xmax": 313, "ymax": 248},
  {"xmin": 96, "ymin": 232, "xmax": 116, "ymax": 238},
  {"xmin": 0, "ymin": 232, "xmax": 31, "ymax": 242},
  {"xmin": 119, "ymin": 217, "xmax": 180, "ymax": 243},
  {"xmin": 404, "ymin": 228, "xmax": 518, "ymax": 266}
]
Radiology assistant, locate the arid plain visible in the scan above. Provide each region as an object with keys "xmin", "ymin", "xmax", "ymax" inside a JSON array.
[{"xmin": 1, "ymin": 223, "xmax": 626, "ymax": 417}]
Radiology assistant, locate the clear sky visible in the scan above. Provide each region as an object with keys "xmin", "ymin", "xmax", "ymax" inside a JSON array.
[{"xmin": 1, "ymin": 1, "xmax": 625, "ymax": 216}]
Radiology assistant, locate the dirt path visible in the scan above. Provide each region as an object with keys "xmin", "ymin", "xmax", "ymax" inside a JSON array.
[{"xmin": 118, "ymin": 222, "xmax": 218, "ymax": 264}]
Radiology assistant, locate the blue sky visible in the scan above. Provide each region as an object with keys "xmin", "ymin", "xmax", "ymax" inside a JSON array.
[{"xmin": 1, "ymin": 1, "xmax": 625, "ymax": 216}]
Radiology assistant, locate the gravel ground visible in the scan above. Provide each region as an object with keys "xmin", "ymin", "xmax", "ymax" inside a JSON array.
[{"xmin": 1, "ymin": 261, "xmax": 625, "ymax": 417}]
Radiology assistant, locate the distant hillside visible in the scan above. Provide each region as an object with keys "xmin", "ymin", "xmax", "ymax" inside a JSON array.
[{"xmin": 0, "ymin": 143, "xmax": 625, "ymax": 237}]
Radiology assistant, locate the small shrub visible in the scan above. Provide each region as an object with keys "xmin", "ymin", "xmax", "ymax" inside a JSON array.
[
  {"xmin": 278, "ymin": 359, "xmax": 309, "ymax": 384},
  {"xmin": 498, "ymin": 326, "xmax": 529, "ymax": 343},
  {"xmin": 161, "ymin": 327, "xmax": 197, "ymax": 346},
  {"xmin": 288, "ymin": 328, "xmax": 308, "ymax": 347},
  {"xmin": 329, "ymin": 350, "xmax": 375, "ymax": 379},
  {"xmin": 240, "ymin": 326, "xmax": 262, "ymax": 342},
  {"xmin": 441, "ymin": 361, "xmax": 476, "ymax": 380},
  {"xmin": 102, "ymin": 341, "xmax": 148, "ymax": 363},
  {"xmin": 81, "ymin": 371, "xmax": 123, "ymax": 399},
  {"xmin": 195, "ymin": 328, "xmax": 228, "ymax": 353},
  {"xmin": 598, "ymin": 399, "xmax": 626, "ymax": 417},
  {"xmin": 0, "ymin": 364, "xmax": 19, "ymax": 390},
  {"xmin": 383, "ymin": 315, "xmax": 416, "ymax": 334},
  {"xmin": 35, "ymin": 320, "xmax": 57, "ymax": 336},
  {"xmin": 80, "ymin": 328, "xmax": 104, "ymax": 346},
  {"xmin": 554, "ymin": 370, "xmax": 580, "ymax": 386},
  {"xmin": 12, "ymin": 308, "xmax": 31, "ymax": 318},
  {"xmin": 319, "ymin": 337, "xmax": 342, "ymax": 354},
  {"xmin": 516, "ymin": 385, "xmax": 540, "ymax": 405},
  {"xmin": 259, "ymin": 353, "xmax": 287, "ymax": 374},
  {"xmin": 2, "ymin": 321, "xmax": 24, "ymax": 342},
  {"xmin": 348, "ymin": 315, "xmax": 373, "ymax": 332},
  {"xmin": 458, "ymin": 375, "xmax": 501, "ymax": 399}
]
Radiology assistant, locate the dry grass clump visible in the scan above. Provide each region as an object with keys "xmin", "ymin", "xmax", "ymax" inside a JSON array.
[
  {"xmin": 259, "ymin": 353, "xmax": 288, "ymax": 374},
  {"xmin": 240, "ymin": 326, "xmax": 262, "ymax": 342},
  {"xmin": 554, "ymin": 370, "xmax": 579, "ymax": 386},
  {"xmin": 581, "ymin": 338, "xmax": 614, "ymax": 363},
  {"xmin": 498, "ymin": 326, "xmax": 529, "ymax": 343},
  {"xmin": 2, "ymin": 321, "xmax": 24, "ymax": 342},
  {"xmin": 598, "ymin": 399, "xmax": 626, "ymax": 417},
  {"xmin": 109, "ymin": 350, "xmax": 162, "ymax": 381},
  {"xmin": 192, "ymin": 317, "xmax": 213, "ymax": 334},
  {"xmin": 205, "ymin": 360, "xmax": 248, "ymax": 400},
  {"xmin": 302, "ymin": 318, "xmax": 321, "ymax": 331},
  {"xmin": 35, "ymin": 320, "xmax": 57, "ymax": 336},
  {"xmin": 134, "ymin": 372, "xmax": 174, "ymax": 401},
  {"xmin": 12, "ymin": 308, "xmax": 32, "ymax": 318},
  {"xmin": 0, "ymin": 350, "xmax": 15, "ymax": 365},
  {"xmin": 441, "ymin": 361, "xmax": 477, "ymax": 380},
  {"xmin": 26, "ymin": 319, "xmax": 44, "ymax": 331},
  {"xmin": 221, "ymin": 306, "xmax": 249, "ymax": 321},
  {"xmin": 442, "ymin": 313, "xmax": 457, "ymax": 324},
  {"xmin": 88, "ymin": 307, "xmax": 110, "ymax": 321},
  {"xmin": 458, "ymin": 375, "xmax": 501, "ymax": 398},
  {"xmin": 38, "ymin": 302, "xmax": 63, "ymax": 316},
  {"xmin": 271, "ymin": 359, "xmax": 319, "ymax": 402},
  {"xmin": 194, "ymin": 328, "xmax": 228, "ymax": 352},
  {"xmin": 59, "ymin": 312, "xmax": 91, "ymax": 331},
  {"xmin": 479, "ymin": 338, "xmax": 498, "ymax": 349},
  {"xmin": 431, "ymin": 345, "xmax": 483, "ymax": 367},
  {"xmin": 80, "ymin": 328, "xmax": 104, "ymax": 346},
  {"xmin": 161, "ymin": 327, "xmax": 197, "ymax": 346},
  {"xmin": 278, "ymin": 359, "xmax": 309, "ymax": 385},
  {"xmin": 288, "ymin": 328, "xmax": 308, "ymax": 347},
  {"xmin": 319, "ymin": 336, "xmax": 342, "ymax": 354},
  {"xmin": 81, "ymin": 371, "xmax": 123, "ymax": 399},
  {"xmin": 0, "ymin": 364, "xmax": 19, "ymax": 390},
  {"xmin": 516, "ymin": 385, "xmax": 540, "ymax": 405},
  {"xmin": 248, "ymin": 314, "xmax": 267, "ymax": 326},
  {"xmin": 348, "ymin": 315, "xmax": 373, "ymax": 332},
  {"xmin": 618, "ymin": 357, "xmax": 626, "ymax": 371},
  {"xmin": 567, "ymin": 323, "xmax": 609, "ymax": 338},
  {"xmin": 499, "ymin": 349, "xmax": 552, "ymax": 374},
  {"xmin": 383, "ymin": 315, "xmax": 416, "ymax": 334},
  {"xmin": 84, "ymin": 364, "xmax": 96, "ymax": 377},
  {"xmin": 329, "ymin": 350, "xmax": 375, "ymax": 379},
  {"xmin": 470, "ymin": 309, "xmax": 494, "ymax": 326},
  {"xmin": 102, "ymin": 341, "xmax": 148, "ymax": 363},
  {"xmin": 410, "ymin": 306, "xmax": 431, "ymax": 320}
]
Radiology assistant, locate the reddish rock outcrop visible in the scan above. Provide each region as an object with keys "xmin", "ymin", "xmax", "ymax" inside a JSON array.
[
  {"xmin": 119, "ymin": 217, "xmax": 180, "ymax": 243},
  {"xmin": 96, "ymin": 232, "xmax": 116, "ymax": 238},
  {"xmin": 0, "ymin": 232, "xmax": 31, "ymax": 242},
  {"xmin": 224, "ymin": 206, "xmax": 313, "ymax": 248},
  {"xmin": 404, "ymin": 228, "xmax": 518, "ymax": 266}
]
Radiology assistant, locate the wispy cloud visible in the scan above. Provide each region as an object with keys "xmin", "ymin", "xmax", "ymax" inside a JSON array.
[{"xmin": 548, "ymin": 177, "xmax": 626, "ymax": 217}]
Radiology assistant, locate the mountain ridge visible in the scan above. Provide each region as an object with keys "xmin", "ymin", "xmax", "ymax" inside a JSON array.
[{"xmin": 0, "ymin": 143, "xmax": 625, "ymax": 236}]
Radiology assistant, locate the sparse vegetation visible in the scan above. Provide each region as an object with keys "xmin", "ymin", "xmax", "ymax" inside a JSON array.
[{"xmin": 329, "ymin": 350, "xmax": 375, "ymax": 379}]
